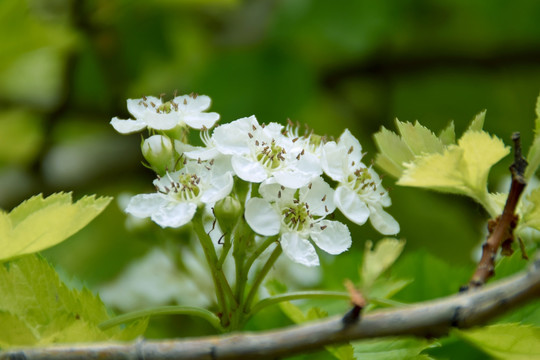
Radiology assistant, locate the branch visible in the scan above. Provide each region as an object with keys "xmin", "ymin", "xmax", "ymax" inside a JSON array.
[
  {"xmin": 3, "ymin": 254, "xmax": 540, "ymax": 360},
  {"xmin": 465, "ymin": 132, "xmax": 528, "ymax": 290}
]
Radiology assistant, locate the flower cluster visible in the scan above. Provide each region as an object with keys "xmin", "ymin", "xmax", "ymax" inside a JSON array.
[{"xmin": 112, "ymin": 93, "xmax": 399, "ymax": 267}]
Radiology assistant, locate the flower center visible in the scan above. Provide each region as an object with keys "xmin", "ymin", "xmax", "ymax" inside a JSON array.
[
  {"xmin": 282, "ymin": 201, "xmax": 311, "ymax": 232},
  {"xmin": 161, "ymin": 172, "xmax": 201, "ymax": 201},
  {"xmin": 255, "ymin": 139, "xmax": 286, "ymax": 170},
  {"xmin": 156, "ymin": 101, "xmax": 174, "ymax": 114},
  {"xmin": 347, "ymin": 167, "xmax": 376, "ymax": 194}
]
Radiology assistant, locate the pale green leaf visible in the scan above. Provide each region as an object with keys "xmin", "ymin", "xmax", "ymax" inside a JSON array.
[
  {"xmin": 0, "ymin": 255, "xmax": 147, "ymax": 348},
  {"xmin": 374, "ymin": 126, "xmax": 414, "ymax": 178},
  {"xmin": 458, "ymin": 131, "xmax": 509, "ymax": 194},
  {"xmin": 454, "ymin": 324, "xmax": 540, "ymax": 360},
  {"xmin": 467, "ymin": 110, "xmax": 486, "ymax": 132},
  {"xmin": 0, "ymin": 192, "xmax": 111, "ymax": 261},
  {"xmin": 0, "ymin": 311, "xmax": 37, "ymax": 347},
  {"xmin": 525, "ymin": 137, "xmax": 540, "ymax": 181},
  {"xmin": 399, "ymin": 131, "xmax": 509, "ymax": 206},
  {"xmin": 438, "ymin": 121, "xmax": 455, "ymax": 145},
  {"xmin": 520, "ymin": 187, "xmax": 540, "ymax": 232},
  {"xmin": 352, "ymin": 337, "xmax": 439, "ymax": 360},
  {"xmin": 361, "ymin": 239, "xmax": 406, "ymax": 289},
  {"xmin": 395, "ymin": 120, "xmax": 444, "ymax": 155}
]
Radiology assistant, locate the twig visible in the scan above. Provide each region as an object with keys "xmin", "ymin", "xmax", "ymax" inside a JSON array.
[
  {"xmin": 3, "ymin": 254, "xmax": 539, "ymax": 360},
  {"xmin": 464, "ymin": 132, "xmax": 528, "ymax": 290}
]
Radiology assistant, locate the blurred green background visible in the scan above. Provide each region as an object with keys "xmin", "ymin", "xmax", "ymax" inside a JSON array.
[{"xmin": 1, "ymin": 0, "xmax": 540, "ymax": 344}]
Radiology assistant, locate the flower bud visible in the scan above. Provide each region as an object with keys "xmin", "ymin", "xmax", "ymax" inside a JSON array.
[
  {"xmin": 213, "ymin": 196, "xmax": 242, "ymax": 233},
  {"xmin": 141, "ymin": 135, "xmax": 174, "ymax": 175}
]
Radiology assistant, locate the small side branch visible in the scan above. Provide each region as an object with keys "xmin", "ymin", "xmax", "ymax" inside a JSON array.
[
  {"xmin": 465, "ymin": 132, "xmax": 528, "ymax": 290},
  {"xmin": 3, "ymin": 254, "xmax": 540, "ymax": 360}
]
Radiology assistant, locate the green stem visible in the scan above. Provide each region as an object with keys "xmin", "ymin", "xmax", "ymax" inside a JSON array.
[
  {"xmin": 98, "ymin": 306, "xmax": 223, "ymax": 332},
  {"xmin": 243, "ymin": 244, "xmax": 282, "ymax": 315},
  {"xmin": 249, "ymin": 291, "xmax": 350, "ymax": 316},
  {"xmin": 244, "ymin": 235, "xmax": 279, "ymax": 274},
  {"xmin": 217, "ymin": 232, "xmax": 232, "ymax": 269},
  {"xmin": 192, "ymin": 217, "xmax": 234, "ymax": 323}
]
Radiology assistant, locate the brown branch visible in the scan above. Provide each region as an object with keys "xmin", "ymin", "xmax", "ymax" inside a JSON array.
[
  {"xmin": 2, "ymin": 254, "xmax": 540, "ymax": 360},
  {"xmin": 464, "ymin": 132, "xmax": 528, "ymax": 290}
]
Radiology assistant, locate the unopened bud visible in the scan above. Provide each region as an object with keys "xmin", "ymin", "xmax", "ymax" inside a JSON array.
[
  {"xmin": 142, "ymin": 135, "xmax": 174, "ymax": 174},
  {"xmin": 214, "ymin": 196, "xmax": 242, "ymax": 233}
]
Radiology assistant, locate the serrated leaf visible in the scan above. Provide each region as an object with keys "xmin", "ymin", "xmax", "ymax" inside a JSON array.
[
  {"xmin": 395, "ymin": 120, "xmax": 444, "ymax": 155},
  {"xmin": 0, "ymin": 255, "xmax": 147, "ymax": 348},
  {"xmin": 0, "ymin": 311, "xmax": 37, "ymax": 347},
  {"xmin": 525, "ymin": 137, "xmax": 540, "ymax": 181},
  {"xmin": 352, "ymin": 337, "xmax": 439, "ymax": 360},
  {"xmin": 374, "ymin": 126, "xmax": 415, "ymax": 177},
  {"xmin": 361, "ymin": 239, "xmax": 405, "ymax": 290},
  {"xmin": 468, "ymin": 110, "xmax": 486, "ymax": 132},
  {"xmin": 520, "ymin": 187, "xmax": 540, "ymax": 232},
  {"xmin": 454, "ymin": 324, "xmax": 540, "ymax": 360},
  {"xmin": 0, "ymin": 192, "xmax": 111, "ymax": 261},
  {"xmin": 438, "ymin": 121, "xmax": 455, "ymax": 145},
  {"xmin": 399, "ymin": 131, "xmax": 509, "ymax": 207}
]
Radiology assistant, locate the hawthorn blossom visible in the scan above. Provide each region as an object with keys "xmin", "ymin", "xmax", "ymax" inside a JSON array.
[
  {"xmin": 245, "ymin": 177, "xmax": 351, "ymax": 267},
  {"xmin": 111, "ymin": 93, "xmax": 220, "ymax": 134},
  {"xmin": 125, "ymin": 160, "xmax": 233, "ymax": 228},
  {"xmin": 321, "ymin": 129, "xmax": 399, "ymax": 235},
  {"xmin": 212, "ymin": 116, "xmax": 321, "ymax": 188}
]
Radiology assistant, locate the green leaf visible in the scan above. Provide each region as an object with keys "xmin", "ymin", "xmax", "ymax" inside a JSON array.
[
  {"xmin": 525, "ymin": 137, "xmax": 540, "ymax": 181},
  {"xmin": 374, "ymin": 126, "xmax": 414, "ymax": 178},
  {"xmin": 467, "ymin": 110, "xmax": 486, "ymax": 132},
  {"xmin": 454, "ymin": 324, "xmax": 540, "ymax": 360},
  {"xmin": 398, "ymin": 131, "xmax": 509, "ymax": 211},
  {"xmin": 0, "ymin": 193, "xmax": 111, "ymax": 261},
  {"xmin": 392, "ymin": 250, "xmax": 469, "ymax": 302},
  {"xmin": 438, "ymin": 121, "xmax": 455, "ymax": 145},
  {"xmin": 352, "ymin": 337, "xmax": 438, "ymax": 360},
  {"xmin": 361, "ymin": 238, "xmax": 405, "ymax": 290},
  {"xmin": 395, "ymin": 120, "xmax": 444, "ymax": 155},
  {"xmin": 0, "ymin": 255, "xmax": 147, "ymax": 348},
  {"xmin": 520, "ymin": 187, "xmax": 540, "ymax": 232}
]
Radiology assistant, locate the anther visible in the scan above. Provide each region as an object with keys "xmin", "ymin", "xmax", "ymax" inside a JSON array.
[
  {"xmin": 308, "ymin": 183, "xmax": 312, "ymax": 189},
  {"xmin": 322, "ymin": 195, "xmax": 326, "ymax": 201},
  {"xmin": 183, "ymin": 99, "xmax": 188, "ymax": 105},
  {"xmin": 248, "ymin": 133, "xmax": 253, "ymax": 139},
  {"xmin": 348, "ymin": 146, "xmax": 354, "ymax": 154},
  {"xmin": 252, "ymin": 125, "xmax": 257, "ymax": 131},
  {"xmin": 320, "ymin": 225, "xmax": 327, "ymax": 230}
]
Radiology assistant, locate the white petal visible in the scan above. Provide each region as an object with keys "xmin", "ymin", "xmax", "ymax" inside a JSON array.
[
  {"xmin": 245, "ymin": 198, "xmax": 281, "ymax": 236},
  {"xmin": 339, "ymin": 129, "xmax": 363, "ymax": 164},
  {"xmin": 310, "ymin": 220, "xmax": 351, "ymax": 255},
  {"xmin": 301, "ymin": 177, "xmax": 335, "ymax": 215},
  {"xmin": 368, "ymin": 205, "xmax": 400, "ymax": 235},
  {"xmin": 175, "ymin": 95, "xmax": 211, "ymax": 112},
  {"xmin": 273, "ymin": 170, "xmax": 313, "ymax": 189},
  {"xmin": 110, "ymin": 117, "xmax": 147, "ymax": 134},
  {"xmin": 280, "ymin": 232, "xmax": 319, "ymax": 267},
  {"xmin": 259, "ymin": 178, "xmax": 296, "ymax": 203},
  {"xmin": 183, "ymin": 112, "xmax": 220, "ymax": 129},
  {"xmin": 294, "ymin": 151, "xmax": 322, "ymax": 176},
  {"xmin": 201, "ymin": 172, "xmax": 234, "ymax": 203},
  {"xmin": 144, "ymin": 112, "xmax": 178, "ymax": 130},
  {"xmin": 127, "ymin": 98, "xmax": 151, "ymax": 119},
  {"xmin": 334, "ymin": 186, "xmax": 369, "ymax": 225},
  {"xmin": 231, "ymin": 155, "xmax": 268, "ymax": 183},
  {"xmin": 213, "ymin": 116, "xmax": 256, "ymax": 155},
  {"xmin": 151, "ymin": 201, "xmax": 197, "ymax": 228},
  {"xmin": 125, "ymin": 193, "xmax": 167, "ymax": 218},
  {"xmin": 321, "ymin": 141, "xmax": 346, "ymax": 181}
]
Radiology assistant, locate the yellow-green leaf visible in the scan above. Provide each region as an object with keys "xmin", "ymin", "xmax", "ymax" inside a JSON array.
[
  {"xmin": 395, "ymin": 120, "xmax": 444, "ymax": 156},
  {"xmin": 467, "ymin": 110, "xmax": 486, "ymax": 132},
  {"xmin": 399, "ymin": 131, "xmax": 509, "ymax": 209},
  {"xmin": 454, "ymin": 324, "xmax": 540, "ymax": 360},
  {"xmin": 361, "ymin": 239, "xmax": 406, "ymax": 290},
  {"xmin": 374, "ymin": 126, "xmax": 414, "ymax": 178},
  {"xmin": 0, "ymin": 255, "xmax": 147, "ymax": 348},
  {"xmin": 520, "ymin": 187, "xmax": 540, "ymax": 232},
  {"xmin": 0, "ymin": 192, "xmax": 111, "ymax": 261},
  {"xmin": 352, "ymin": 337, "xmax": 438, "ymax": 360},
  {"xmin": 438, "ymin": 121, "xmax": 455, "ymax": 145}
]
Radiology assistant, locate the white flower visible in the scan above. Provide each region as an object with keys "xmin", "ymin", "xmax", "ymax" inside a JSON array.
[
  {"xmin": 245, "ymin": 177, "xmax": 351, "ymax": 267},
  {"xmin": 322, "ymin": 129, "xmax": 399, "ymax": 235},
  {"xmin": 125, "ymin": 160, "xmax": 233, "ymax": 228},
  {"xmin": 111, "ymin": 93, "xmax": 220, "ymax": 134},
  {"xmin": 212, "ymin": 116, "xmax": 321, "ymax": 188}
]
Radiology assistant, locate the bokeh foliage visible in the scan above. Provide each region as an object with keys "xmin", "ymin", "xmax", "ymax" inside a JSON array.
[{"xmin": 1, "ymin": 0, "xmax": 540, "ymax": 358}]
